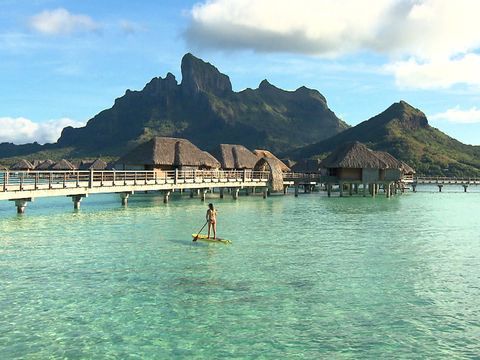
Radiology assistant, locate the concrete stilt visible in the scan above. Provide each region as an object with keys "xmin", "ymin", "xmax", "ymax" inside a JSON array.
[
  {"xmin": 463, "ymin": 184, "xmax": 468, "ymax": 192},
  {"xmin": 412, "ymin": 184, "xmax": 417, "ymax": 192},
  {"xmin": 70, "ymin": 194, "xmax": 86, "ymax": 210},
  {"xmin": 372, "ymin": 184, "xmax": 376, "ymax": 198},
  {"xmin": 163, "ymin": 191, "xmax": 171, "ymax": 203},
  {"xmin": 354, "ymin": 184, "xmax": 359, "ymax": 194},
  {"xmin": 339, "ymin": 182, "xmax": 344, "ymax": 197},
  {"xmin": 263, "ymin": 188, "xmax": 268, "ymax": 199},
  {"xmin": 363, "ymin": 183, "xmax": 367, "ymax": 197},
  {"xmin": 245, "ymin": 187, "xmax": 250, "ymax": 196},
  {"xmin": 283, "ymin": 185, "xmax": 288, "ymax": 195},
  {"xmin": 201, "ymin": 189, "xmax": 208, "ymax": 202},
  {"xmin": 232, "ymin": 188, "xmax": 240, "ymax": 200},
  {"xmin": 294, "ymin": 186, "xmax": 299, "ymax": 197},
  {"xmin": 438, "ymin": 184, "xmax": 443, "ymax": 192},
  {"xmin": 190, "ymin": 189, "xmax": 194, "ymax": 198},
  {"xmin": 386, "ymin": 183, "xmax": 391, "ymax": 198},
  {"xmin": 219, "ymin": 188, "xmax": 224, "ymax": 199},
  {"xmin": 327, "ymin": 183, "xmax": 332, "ymax": 197},
  {"xmin": 348, "ymin": 183, "xmax": 353, "ymax": 196},
  {"xmin": 12, "ymin": 198, "xmax": 32, "ymax": 214},
  {"xmin": 120, "ymin": 192, "xmax": 130, "ymax": 206}
]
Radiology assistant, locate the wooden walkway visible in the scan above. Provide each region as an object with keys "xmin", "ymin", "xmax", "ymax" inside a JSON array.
[
  {"xmin": 0, "ymin": 170, "xmax": 270, "ymax": 213},
  {"xmin": 412, "ymin": 177, "xmax": 480, "ymax": 192}
]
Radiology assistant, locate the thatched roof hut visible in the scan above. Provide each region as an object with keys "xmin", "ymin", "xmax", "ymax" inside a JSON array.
[
  {"xmin": 211, "ymin": 144, "xmax": 258, "ymax": 169},
  {"xmin": 254, "ymin": 157, "xmax": 284, "ymax": 192},
  {"xmin": 253, "ymin": 149, "xmax": 290, "ymax": 172},
  {"xmin": 80, "ymin": 159, "xmax": 108, "ymax": 170},
  {"xmin": 291, "ymin": 159, "xmax": 322, "ymax": 173},
  {"xmin": 35, "ymin": 159, "xmax": 55, "ymax": 170},
  {"xmin": 400, "ymin": 161, "xmax": 416, "ymax": 175},
  {"xmin": 117, "ymin": 137, "xmax": 220, "ymax": 170},
  {"xmin": 320, "ymin": 142, "xmax": 388, "ymax": 169},
  {"xmin": 51, "ymin": 159, "xmax": 76, "ymax": 170},
  {"xmin": 10, "ymin": 159, "xmax": 34, "ymax": 171}
]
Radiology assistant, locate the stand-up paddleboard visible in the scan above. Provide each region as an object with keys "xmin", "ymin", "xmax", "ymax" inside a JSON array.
[{"xmin": 192, "ymin": 234, "xmax": 232, "ymax": 244}]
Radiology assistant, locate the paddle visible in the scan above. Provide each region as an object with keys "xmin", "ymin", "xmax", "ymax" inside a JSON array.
[{"xmin": 193, "ymin": 221, "xmax": 208, "ymax": 242}]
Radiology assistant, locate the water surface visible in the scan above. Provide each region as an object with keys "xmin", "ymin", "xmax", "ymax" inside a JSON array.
[{"xmin": 1, "ymin": 189, "xmax": 479, "ymax": 358}]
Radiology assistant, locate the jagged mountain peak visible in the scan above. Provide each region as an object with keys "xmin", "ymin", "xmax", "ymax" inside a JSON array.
[
  {"xmin": 180, "ymin": 53, "xmax": 232, "ymax": 96},
  {"xmin": 378, "ymin": 100, "xmax": 428, "ymax": 129}
]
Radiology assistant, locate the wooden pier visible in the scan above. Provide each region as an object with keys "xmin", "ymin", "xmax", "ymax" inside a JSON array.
[
  {"xmin": 412, "ymin": 177, "xmax": 480, "ymax": 192},
  {"xmin": 0, "ymin": 169, "xmax": 270, "ymax": 213}
]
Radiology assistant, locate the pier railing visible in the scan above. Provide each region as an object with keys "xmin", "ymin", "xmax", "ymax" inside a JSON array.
[
  {"xmin": 414, "ymin": 176, "xmax": 480, "ymax": 184},
  {"xmin": 0, "ymin": 169, "xmax": 270, "ymax": 192}
]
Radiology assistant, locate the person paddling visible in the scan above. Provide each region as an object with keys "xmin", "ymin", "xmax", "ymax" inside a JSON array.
[{"xmin": 206, "ymin": 203, "xmax": 217, "ymax": 239}]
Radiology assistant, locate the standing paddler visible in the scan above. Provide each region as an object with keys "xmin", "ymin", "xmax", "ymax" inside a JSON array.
[{"xmin": 206, "ymin": 203, "xmax": 217, "ymax": 239}]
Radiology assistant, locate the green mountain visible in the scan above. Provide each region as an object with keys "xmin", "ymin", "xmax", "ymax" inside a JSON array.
[
  {"xmin": 0, "ymin": 53, "xmax": 347, "ymax": 162},
  {"xmin": 289, "ymin": 101, "xmax": 480, "ymax": 176}
]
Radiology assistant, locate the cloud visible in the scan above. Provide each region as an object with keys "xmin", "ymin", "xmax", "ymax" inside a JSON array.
[
  {"xmin": 429, "ymin": 106, "xmax": 480, "ymax": 124},
  {"xmin": 119, "ymin": 20, "xmax": 144, "ymax": 35},
  {"xmin": 185, "ymin": 0, "xmax": 480, "ymax": 59},
  {"xmin": 386, "ymin": 54, "xmax": 480, "ymax": 89},
  {"xmin": 0, "ymin": 117, "xmax": 85, "ymax": 145},
  {"xmin": 29, "ymin": 8, "xmax": 99, "ymax": 35}
]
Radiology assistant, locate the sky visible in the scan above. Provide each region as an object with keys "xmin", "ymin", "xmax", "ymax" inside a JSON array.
[{"xmin": 1, "ymin": 0, "xmax": 480, "ymax": 145}]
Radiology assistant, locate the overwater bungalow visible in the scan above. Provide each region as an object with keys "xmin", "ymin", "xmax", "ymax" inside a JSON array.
[
  {"xmin": 80, "ymin": 159, "xmax": 108, "ymax": 170},
  {"xmin": 291, "ymin": 159, "xmax": 322, "ymax": 174},
  {"xmin": 253, "ymin": 149, "xmax": 290, "ymax": 172},
  {"xmin": 35, "ymin": 159, "xmax": 55, "ymax": 170},
  {"xmin": 211, "ymin": 144, "xmax": 258, "ymax": 170},
  {"xmin": 50, "ymin": 159, "xmax": 76, "ymax": 171},
  {"xmin": 320, "ymin": 141, "xmax": 410, "ymax": 196},
  {"xmin": 116, "ymin": 136, "xmax": 220, "ymax": 172},
  {"xmin": 10, "ymin": 159, "xmax": 34, "ymax": 171}
]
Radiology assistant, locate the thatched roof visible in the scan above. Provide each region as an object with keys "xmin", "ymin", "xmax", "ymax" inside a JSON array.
[
  {"xmin": 80, "ymin": 159, "xmax": 108, "ymax": 170},
  {"xmin": 0, "ymin": 164, "xmax": 8, "ymax": 171},
  {"xmin": 10, "ymin": 159, "xmax": 34, "ymax": 170},
  {"xmin": 35, "ymin": 159, "xmax": 55, "ymax": 170},
  {"xmin": 118, "ymin": 137, "xmax": 220, "ymax": 168},
  {"xmin": 51, "ymin": 159, "xmax": 76, "ymax": 170},
  {"xmin": 320, "ymin": 142, "xmax": 388, "ymax": 169},
  {"xmin": 282, "ymin": 159, "xmax": 296, "ymax": 168},
  {"xmin": 374, "ymin": 151, "xmax": 403, "ymax": 169},
  {"xmin": 31, "ymin": 160, "xmax": 43, "ymax": 168},
  {"xmin": 254, "ymin": 157, "xmax": 284, "ymax": 192},
  {"xmin": 211, "ymin": 144, "xmax": 258, "ymax": 169},
  {"xmin": 253, "ymin": 149, "xmax": 290, "ymax": 172},
  {"xmin": 291, "ymin": 159, "xmax": 322, "ymax": 173},
  {"xmin": 400, "ymin": 161, "xmax": 416, "ymax": 174}
]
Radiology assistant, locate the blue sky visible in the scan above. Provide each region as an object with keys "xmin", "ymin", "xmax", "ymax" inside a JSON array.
[{"xmin": 1, "ymin": 0, "xmax": 480, "ymax": 145}]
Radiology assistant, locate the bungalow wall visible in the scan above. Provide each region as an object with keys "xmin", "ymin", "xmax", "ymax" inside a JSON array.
[
  {"xmin": 383, "ymin": 168, "xmax": 401, "ymax": 181},
  {"xmin": 362, "ymin": 168, "xmax": 380, "ymax": 183},
  {"xmin": 338, "ymin": 168, "xmax": 362, "ymax": 181}
]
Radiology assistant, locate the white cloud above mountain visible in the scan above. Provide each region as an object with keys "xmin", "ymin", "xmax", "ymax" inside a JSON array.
[
  {"xmin": 185, "ymin": 0, "xmax": 480, "ymax": 89},
  {"xmin": 29, "ymin": 8, "xmax": 99, "ymax": 35},
  {"xmin": 430, "ymin": 107, "xmax": 480, "ymax": 124},
  {"xmin": 0, "ymin": 117, "xmax": 85, "ymax": 144}
]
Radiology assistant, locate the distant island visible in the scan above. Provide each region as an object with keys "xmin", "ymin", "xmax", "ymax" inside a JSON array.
[{"xmin": 1, "ymin": 53, "xmax": 479, "ymax": 177}]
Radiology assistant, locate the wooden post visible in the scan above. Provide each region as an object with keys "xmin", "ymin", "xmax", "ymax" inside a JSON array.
[
  {"xmin": 438, "ymin": 184, "xmax": 443, "ymax": 192},
  {"xmin": 348, "ymin": 183, "xmax": 353, "ymax": 196},
  {"xmin": 327, "ymin": 183, "xmax": 332, "ymax": 197},
  {"xmin": 201, "ymin": 189, "xmax": 207, "ymax": 202},
  {"xmin": 339, "ymin": 182, "xmax": 344, "ymax": 197},
  {"xmin": 283, "ymin": 185, "xmax": 288, "ymax": 195},
  {"xmin": 294, "ymin": 185, "xmax": 299, "ymax": 197},
  {"xmin": 190, "ymin": 189, "xmax": 194, "ymax": 198},
  {"xmin": 363, "ymin": 183, "xmax": 367, "ymax": 197},
  {"xmin": 174, "ymin": 169, "xmax": 178, "ymax": 185},
  {"xmin": 12, "ymin": 198, "xmax": 32, "ymax": 214},
  {"xmin": 219, "ymin": 188, "xmax": 224, "ymax": 199},
  {"xmin": 89, "ymin": 169, "xmax": 94, "ymax": 188},
  {"xmin": 463, "ymin": 184, "xmax": 468, "ymax": 192},
  {"xmin": 263, "ymin": 188, "xmax": 268, "ymax": 199}
]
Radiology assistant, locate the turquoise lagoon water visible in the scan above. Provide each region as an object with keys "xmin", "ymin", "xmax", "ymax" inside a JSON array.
[{"xmin": 1, "ymin": 188, "xmax": 480, "ymax": 359}]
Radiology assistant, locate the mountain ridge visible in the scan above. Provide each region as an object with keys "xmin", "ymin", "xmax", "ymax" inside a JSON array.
[{"xmin": 288, "ymin": 101, "xmax": 480, "ymax": 176}]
